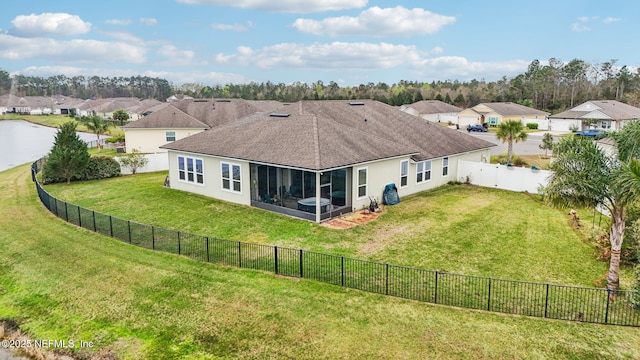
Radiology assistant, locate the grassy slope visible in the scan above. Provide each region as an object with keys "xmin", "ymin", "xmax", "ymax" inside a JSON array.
[
  {"xmin": 45, "ymin": 171, "xmax": 620, "ymax": 288},
  {"xmin": 2, "ymin": 165, "xmax": 640, "ymax": 359}
]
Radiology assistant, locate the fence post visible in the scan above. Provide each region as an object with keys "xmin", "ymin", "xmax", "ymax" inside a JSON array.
[
  {"xmin": 64, "ymin": 202, "xmax": 68, "ymax": 222},
  {"xmin": 487, "ymin": 278, "xmax": 492, "ymax": 311},
  {"xmin": 299, "ymin": 249, "xmax": 303, "ymax": 278},
  {"xmin": 341, "ymin": 256, "xmax": 344, "ymax": 287},
  {"xmin": 274, "ymin": 246, "xmax": 279, "ymax": 275},
  {"xmin": 92, "ymin": 210, "xmax": 96, "ymax": 231},
  {"xmin": 78, "ymin": 205, "xmax": 82, "ymax": 227},
  {"xmin": 385, "ymin": 264, "xmax": 389, "ymax": 295},
  {"xmin": 434, "ymin": 271, "xmax": 439, "ymax": 304},
  {"xmin": 605, "ymin": 289, "xmax": 611, "ymax": 324},
  {"xmin": 177, "ymin": 231, "xmax": 181, "ymax": 255},
  {"xmin": 127, "ymin": 220, "xmax": 132, "ymax": 244},
  {"xmin": 109, "ymin": 216, "xmax": 113, "ymax": 237},
  {"xmin": 544, "ymin": 284, "xmax": 550, "ymax": 318},
  {"xmin": 53, "ymin": 197, "xmax": 58, "ymax": 217},
  {"xmin": 206, "ymin": 236, "xmax": 210, "ymax": 263},
  {"xmin": 238, "ymin": 242, "xmax": 242, "ymax": 268},
  {"xmin": 152, "ymin": 226, "xmax": 155, "ymax": 250}
]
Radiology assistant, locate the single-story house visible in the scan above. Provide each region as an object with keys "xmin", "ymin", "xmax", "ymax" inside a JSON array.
[
  {"xmin": 399, "ymin": 100, "xmax": 462, "ymax": 124},
  {"xmin": 458, "ymin": 102, "xmax": 550, "ymax": 129},
  {"xmin": 161, "ymin": 100, "xmax": 495, "ymax": 222},
  {"xmin": 122, "ymin": 98, "xmax": 280, "ymax": 153},
  {"xmin": 549, "ymin": 100, "xmax": 640, "ymax": 132},
  {"xmin": 121, "ymin": 105, "xmax": 210, "ymax": 153}
]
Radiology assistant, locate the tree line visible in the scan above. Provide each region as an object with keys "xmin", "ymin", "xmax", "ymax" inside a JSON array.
[{"xmin": 1, "ymin": 57, "xmax": 639, "ymax": 112}]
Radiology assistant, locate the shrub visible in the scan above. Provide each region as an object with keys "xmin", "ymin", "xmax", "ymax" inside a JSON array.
[
  {"xmin": 526, "ymin": 122, "xmax": 539, "ymax": 130},
  {"xmin": 106, "ymin": 135, "xmax": 125, "ymax": 143},
  {"xmin": 631, "ymin": 266, "xmax": 640, "ymax": 310},
  {"xmin": 79, "ymin": 156, "xmax": 121, "ymax": 181},
  {"xmin": 569, "ymin": 124, "xmax": 579, "ymax": 133}
]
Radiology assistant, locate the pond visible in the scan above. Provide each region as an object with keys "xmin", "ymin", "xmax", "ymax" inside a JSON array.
[{"xmin": 0, "ymin": 120, "xmax": 97, "ymax": 172}]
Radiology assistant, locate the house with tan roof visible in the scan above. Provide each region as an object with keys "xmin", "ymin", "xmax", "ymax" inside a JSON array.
[
  {"xmin": 399, "ymin": 100, "xmax": 462, "ymax": 124},
  {"xmin": 458, "ymin": 102, "xmax": 550, "ymax": 129},
  {"xmin": 549, "ymin": 100, "xmax": 640, "ymax": 132},
  {"xmin": 161, "ymin": 100, "xmax": 495, "ymax": 222}
]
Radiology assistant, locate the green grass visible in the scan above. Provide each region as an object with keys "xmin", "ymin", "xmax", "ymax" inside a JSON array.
[
  {"xmin": 42, "ymin": 171, "xmax": 626, "ymax": 289},
  {"xmin": 2, "ymin": 164, "xmax": 640, "ymax": 359},
  {"xmin": 0, "ymin": 114, "xmax": 124, "ymax": 137}
]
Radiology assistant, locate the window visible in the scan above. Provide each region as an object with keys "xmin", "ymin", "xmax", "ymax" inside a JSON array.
[
  {"xmin": 442, "ymin": 157, "xmax": 449, "ymax": 177},
  {"xmin": 178, "ymin": 155, "xmax": 203, "ymax": 185},
  {"xmin": 222, "ymin": 162, "xmax": 241, "ymax": 193},
  {"xmin": 488, "ymin": 116, "xmax": 499, "ymax": 125},
  {"xmin": 400, "ymin": 160, "xmax": 408, "ymax": 187},
  {"xmin": 416, "ymin": 160, "xmax": 431, "ymax": 183},
  {"xmin": 602, "ymin": 121, "xmax": 611, "ymax": 129},
  {"xmin": 166, "ymin": 131, "xmax": 176, "ymax": 141},
  {"xmin": 357, "ymin": 167, "xmax": 368, "ymax": 198}
]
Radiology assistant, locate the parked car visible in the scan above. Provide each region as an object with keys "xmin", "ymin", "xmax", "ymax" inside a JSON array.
[
  {"xmin": 467, "ymin": 124, "xmax": 487, "ymax": 132},
  {"xmin": 574, "ymin": 129, "xmax": 606, "ymax": 139}
]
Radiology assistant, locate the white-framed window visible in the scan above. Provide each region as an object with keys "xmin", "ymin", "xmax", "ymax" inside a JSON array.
[
  {"xmin": 602, "ymin": 121, "xmax": 611, "ymax": 129},
  {"xmin": 442, "ymin": 157, "xmax": 449, "ymax": 177},
  {"xmin": 400, "ymin": 160, "xmax": 409, "ymax": 188},
  {"xmin": 357, "ymin": 167, "xmax": 368, "ymax": 198},
  {"xmin": 416, "ymin": 160, "xmax": 431, "ymax": 183},
  {"xmin": 166, "ymin": 131, "xmax": 176, "ymax": 141},
  {"xmin": 221, "ymin": 162, "xmax": 241, "ymax": 193},
  {"xmin": 178, "ymin": 155, "xmax": 204, "ymax": 185}
]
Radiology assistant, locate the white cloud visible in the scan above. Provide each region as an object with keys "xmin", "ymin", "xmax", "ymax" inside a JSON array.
[
  {"xmin": 176, "ymin": 0, "xmax": 367, "ymax": 13},
  {"xmin": 100, "ymin": 31, "xmax": 146, "ymax": 44},
  {"xmin": 293, "ymin": 6, "xmax": 455, "ymax": 37},
  {"xmin": 155, "ymin": 45, "xmax": 208, "ymax": 67},
  {"xmin": 216, "ymin": 42, "xmax": 430, "ymax": 70},
  {"xmin": 105, "ymin": 19, "xmax": 132, "ymax": 26},
  {"xmin": 212, "ymin": 21, "xmax": 253, "ymax": 32},
  {"xmin": 414, "ymin": 57, "xmax": 529, "ymax": 81},
  {"xmin": 571, "ymin": 16, "xmax": 591, "ymax": 32},
  {"xmin": 11, "ymin": 13, "xmax": 91, "ymax": 37},
  {"xmin": 140, "ymin": 18, "xmax": 158, "ymax": 26},
  {"xmin": 0, "ymin": 34, "xmax": 146, "ymax": 63},
  {"xmin": 603, "ymin": 17, "xmax": 620, "ymax": 24}
]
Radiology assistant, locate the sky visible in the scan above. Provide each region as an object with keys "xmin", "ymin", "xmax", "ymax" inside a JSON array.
[{"xmin": 0, "ymin": 0, "xmax": 637, "ymax": 87}]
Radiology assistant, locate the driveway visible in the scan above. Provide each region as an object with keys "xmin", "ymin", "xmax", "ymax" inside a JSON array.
[{"xmin": 462, "ymin": 130, "xmax": 567, "ymax": 155}]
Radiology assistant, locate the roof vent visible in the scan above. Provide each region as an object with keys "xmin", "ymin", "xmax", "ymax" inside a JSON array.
[
  {"xmin": 349, "ymin": 102, "xmax": 365, "ymax": 106},
  {"xmin": 270, "ymin": 113, "xmax": 290, "ymax": 118},
  {"xmin": 194, "ymin": 99, "xmax": 208, "ymax": 102},
  {"xmin": 216, "ymin": 99, "xmax": 231, "ymax": 102}
]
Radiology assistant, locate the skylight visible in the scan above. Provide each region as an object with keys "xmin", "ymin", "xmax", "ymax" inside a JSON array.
[
  {"xmin": 349, "ymin": 102, "xmax": 365, "ymax": 106},
  {"xmin": 270, "ymin": 113, "xmax": 290, "ymax": 117}
]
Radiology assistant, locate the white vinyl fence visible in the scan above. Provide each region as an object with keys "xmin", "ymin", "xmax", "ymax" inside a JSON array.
[
  {"xmin": 458, "ymin": 160, "xmax": 551, "ymax": 194},
  {"xmin": 116, "ymin": 152, "xmax": 169, "ymax": 175}
]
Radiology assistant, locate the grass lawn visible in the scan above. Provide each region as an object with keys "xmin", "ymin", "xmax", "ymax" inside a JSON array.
[
  {"xmin": 0, "ymin": 114, "xmax": 124, "ymax": 137},
  {"xmin": 1, "ymin": 164, "xmax": 640, "ymax": 359},
  {"xmin": 43, "ymin": 171, "xmax": 629, "ymax": 289}
]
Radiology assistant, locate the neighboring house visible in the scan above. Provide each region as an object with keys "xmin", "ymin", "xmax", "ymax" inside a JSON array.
[
  {"xmin": 121, "ymin": 105, "xmax": 210, "ymax": 153},
  {"xmin": 161, "ymin": 100, "xmax": 495, "ymax": 223},
  {"xmin": 458, "ymin": 102, "xmax": 550, "ymax": 129},
  {"xmin": 549, "ymin": 100, "xmax": 640, "ymax": 132},
  {"xmin": 399, "ymin": 100, "xmax": 462, "ymax": 124},
  {"xmin": 122, "ymin": 98, "xmax": 274, "ymax": 153},
  {"xmin": 166, "ymin": 94, "xmax": 194, "ymax": 103}
]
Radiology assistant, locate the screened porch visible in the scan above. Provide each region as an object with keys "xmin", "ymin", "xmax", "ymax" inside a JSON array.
[{"xmin": 249, "ymin": 164, "xmax": 352, "ymax": 222}]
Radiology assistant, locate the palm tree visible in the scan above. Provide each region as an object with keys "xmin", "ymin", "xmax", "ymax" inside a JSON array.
[
  {"xmin": 546, "ymin": 121, "xmax": 640, "ymax": 291},
  {"xmin": 496, "ymin": 120, "xmax": 528, "ymax": 164},
  {"xmin": 80, "ymin": 115, "xmax": 110, "ymax": 152}
]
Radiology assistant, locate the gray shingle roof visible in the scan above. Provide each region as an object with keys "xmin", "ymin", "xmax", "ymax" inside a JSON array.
[
  {"xmin": 122, "ymin": 105, "xmax": 209, "ymax": 129},
  {"xmin": 550, "ymin": 100, "xmax": 640, "ymax": 120},
  {"xmin": 162, "ymin": 100, "xmax": 495, "ymax": 171},
  {"xmin": 407, "ymin": 100, "xmax": 463, "ymax": 114},
  {"xmin": 170, "ymin": 98, "xmax": 272, "ymax": 128}
]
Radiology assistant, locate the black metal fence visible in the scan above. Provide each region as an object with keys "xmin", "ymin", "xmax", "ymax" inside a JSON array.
[{"xmin": 30, "ymin": 158, "xmax": 640, "ymax": 327}]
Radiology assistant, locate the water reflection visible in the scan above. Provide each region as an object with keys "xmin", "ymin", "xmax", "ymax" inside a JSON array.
[{"xmin": 0, "ymin": 120, "xmax": 97, "ymax": 172}]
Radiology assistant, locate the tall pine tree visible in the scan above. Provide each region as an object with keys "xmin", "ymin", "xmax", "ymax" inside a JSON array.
[{"xmin": 43, "ymin": 121, "xmax": 90, "ymax": 184}]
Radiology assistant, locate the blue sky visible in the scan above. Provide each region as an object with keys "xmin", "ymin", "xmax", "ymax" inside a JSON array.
[{"xmin": 0, "ymin": 0, "xmax": 636, "ymax": 87}]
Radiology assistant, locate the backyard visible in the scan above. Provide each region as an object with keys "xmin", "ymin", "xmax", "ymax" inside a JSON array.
[
  {"xmin": 42, "ymin": 170, "xmax": 628, "ymax": 288},
  {"xmin": 1, "ymin": 164, "xmax": 640, "ymax": 359}
]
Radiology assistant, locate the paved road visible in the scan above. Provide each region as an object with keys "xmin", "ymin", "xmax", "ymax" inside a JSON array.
[{"xmin": 462, "ymin": 130, "xmax": 563, "ymax": 156}]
